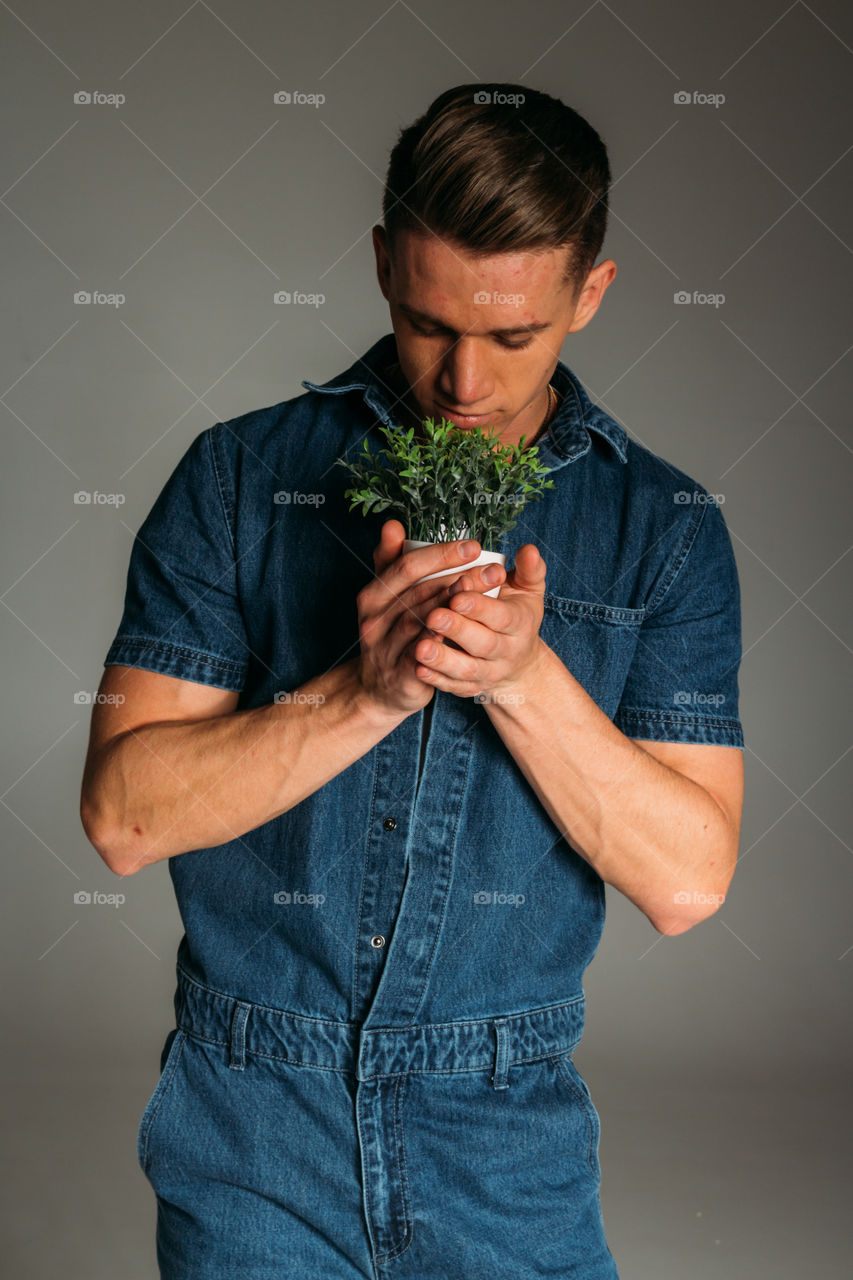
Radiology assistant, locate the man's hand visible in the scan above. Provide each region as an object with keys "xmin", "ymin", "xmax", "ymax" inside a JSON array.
[
  {"xmin": 355, "ymin": 519, "xmax": 504, "ymax": 718},
  {"xmin": 413, "ymin": 543, "xmax": 549, "ymax": 698}
]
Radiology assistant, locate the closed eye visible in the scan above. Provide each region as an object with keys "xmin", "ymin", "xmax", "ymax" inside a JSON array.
[{"xmin": 408, "ymin": 318, "xmax": 534, "ymax": 350}]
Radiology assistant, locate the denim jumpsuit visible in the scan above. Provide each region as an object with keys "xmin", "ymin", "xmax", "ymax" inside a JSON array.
[{"xmin": 104, "ymin": 332, "xmax": 744, "ymax": 1278}]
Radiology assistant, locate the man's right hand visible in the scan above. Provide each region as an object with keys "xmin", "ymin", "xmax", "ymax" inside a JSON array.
[{"xmin": 355, "ymin": 519, "xmax": 497, "ymax": 717}]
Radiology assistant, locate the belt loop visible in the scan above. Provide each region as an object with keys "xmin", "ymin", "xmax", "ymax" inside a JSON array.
[
  {"xmin": 491, "ymin": 1018, "xmax": 509, "ymax": 1090},
  {"xmin": 229, "ymin": 1002, "xmax": 251, "ymax": 1071}
]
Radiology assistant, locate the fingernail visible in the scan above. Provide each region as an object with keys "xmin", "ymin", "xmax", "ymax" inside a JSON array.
[
  {"xmin": 483, "ymin": 564, "xmax": 501, "ymax": 585},
  {"xmin": 459, "ymin": 540, "xmax": 479, "ymax": 558}
]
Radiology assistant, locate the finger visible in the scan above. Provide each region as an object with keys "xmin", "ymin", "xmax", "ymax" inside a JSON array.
[
  {"xmin": 384, "ymin": 583, "xmax": 457, "ymax": 666},
  {"xmin": 374, "ymin": 536, "xmax": 483, "ymax": 608},
  {"xmin": 372, "ymin": 519, "xmax": 407, "ymax": 576},
  {"xmin": 421, "ymin": 607, "xmax": 506, "ymax": 661},
  {"xmin": 412, "ymin": 631, "xmax": 482, "ymax": 684},
  {"xmin": 449, "ymin": 561, "xmax": 507, "ymax": 597},
  {"xmin": 431, "ymin": 590, "xmax": 518, "ymax": 637},
  {"xmin": 508, "ymin": 544, "xmax": 547, "ymax": 594}
]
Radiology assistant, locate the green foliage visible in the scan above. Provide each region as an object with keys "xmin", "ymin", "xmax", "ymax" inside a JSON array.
[{"xmin": 335, "ymin": 417, "xmax": 555, "ymax": 548}]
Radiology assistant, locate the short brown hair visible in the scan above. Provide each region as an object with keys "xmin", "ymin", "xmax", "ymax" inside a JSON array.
[{"xmin": 382, "ymin": 83, "xmax": 611, "ymax": 296}]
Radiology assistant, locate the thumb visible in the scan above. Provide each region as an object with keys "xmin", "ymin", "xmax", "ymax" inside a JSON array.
[
  {"xmin": 509, "ymin": 544, "xmax": 547, "ymax": 593},
  {"xmin": 373, "ymin": 518, "xmax": 407, "ymax": 574}
]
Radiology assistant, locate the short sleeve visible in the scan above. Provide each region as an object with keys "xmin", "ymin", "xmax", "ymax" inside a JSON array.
[
  {"xmin": 103, "ymin": 425, "xmax": 250, "ymax": 691},
  {"xmin": 613, "ymin": 495, "xmax": 744, "ymax": 748}
]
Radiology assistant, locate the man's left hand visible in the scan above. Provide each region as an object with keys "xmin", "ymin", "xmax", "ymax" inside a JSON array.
[{"xmin": 414, "ymin": 543, "xmax": 548, "ymax": 698}]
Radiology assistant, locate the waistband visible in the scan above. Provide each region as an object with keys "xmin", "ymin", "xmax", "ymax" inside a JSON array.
[{"xmin": 174, "ymin": 966, "xmax": 585, "ymax": 1087}]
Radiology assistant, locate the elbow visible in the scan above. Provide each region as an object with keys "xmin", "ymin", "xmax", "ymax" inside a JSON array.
[
  {"xmin": 652, "ymin": 883, "xmax": 731, "ymax": 936},
  {"xmin": 79, "ymin": 795, "xmax": 141, "ymax": 878}
]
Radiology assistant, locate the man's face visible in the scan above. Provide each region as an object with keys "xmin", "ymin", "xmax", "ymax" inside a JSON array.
[{"xmin": 373, "ymin": 226, "xmax": 616, "ymax": 447}]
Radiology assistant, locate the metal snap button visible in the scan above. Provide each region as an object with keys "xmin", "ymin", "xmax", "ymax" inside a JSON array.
[
  {"xmin": 382, "ymin": 817, "xmax": 397, "ymax": 831},
  {"xmin": 370, "ymin": 934, "xmax": 385, "ymax": 948}
]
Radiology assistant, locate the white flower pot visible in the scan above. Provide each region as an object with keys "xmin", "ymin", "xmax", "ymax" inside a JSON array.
[{"xmin": 402, "ymin": 538, "xmax": 506, "ymax": 599}]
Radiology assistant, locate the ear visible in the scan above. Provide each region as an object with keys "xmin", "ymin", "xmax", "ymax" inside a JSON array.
[
  {"xmin": 372, "ymin": 225, "xmax": 392, "ymax": 302},
  {"xmin": 567, "ymin": 259, "xmax": 617, "ymax": 335}
]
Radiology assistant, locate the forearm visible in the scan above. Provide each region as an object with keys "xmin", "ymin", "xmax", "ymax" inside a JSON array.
[
  {"xmin": 92, "ymin": 658, "xmax": 407, "ymax": 874},
  {"xmin": 484, "ymin": 640, "xmax": 736, "ymax": 933}
]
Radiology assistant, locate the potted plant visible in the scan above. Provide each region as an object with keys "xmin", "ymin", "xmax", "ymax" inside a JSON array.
[{"xmin": 336, "ymin": 416, "xmax": 554, "ymax": 598}]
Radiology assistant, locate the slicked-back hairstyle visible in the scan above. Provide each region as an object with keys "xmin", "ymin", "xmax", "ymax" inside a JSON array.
[{"xmin": 382, "ymin": 83, "xmax": 611, "ymax": 296}]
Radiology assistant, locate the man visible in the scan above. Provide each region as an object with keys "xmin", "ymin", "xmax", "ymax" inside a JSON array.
[{"xmin": 81, "ymin": 82, "xmax": 744, "ymax": 1279}]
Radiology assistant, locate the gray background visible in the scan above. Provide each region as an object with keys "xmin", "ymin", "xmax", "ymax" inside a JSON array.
[{"xmin": 2, "ymin": 1, "xmax": 851, "ymax": 1277}]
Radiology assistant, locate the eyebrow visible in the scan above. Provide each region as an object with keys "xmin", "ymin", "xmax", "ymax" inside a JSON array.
[{"xmin": 399, "ymin": 302, "xmax": 552, "ymax": 338}]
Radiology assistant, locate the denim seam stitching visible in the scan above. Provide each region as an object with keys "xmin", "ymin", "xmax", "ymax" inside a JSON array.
[
  {"xmin": 615, "ymin": 707, "xmax": 743, "ymax": 731},
  {"xmin": 105, "ymin": 637, "xmax": 246, "ymax": 677},
  {"xmin": 644, "ymin": 497, "xmax": 707, "ymax": 620},
  {"xmin": 551, "ymin": 1053, "xmax": 598, "ymax": 1179},
  {"xmin": 138, "ymin": 1029, "xmax": 187, "ymax": 1175},
  {"xmin": 176, "ymin": 1026, "xmax": 583, "ymax": 1075},
  {"xmin": 543, "ymin": 595, "xmax": 646, "ymax": 626},
  {"xmin": 374, "ymin": 1072, "xmax": 414, "ymax": 1264},
  {"xmin": 206, "ymin": 425, "xmax": 238, "ymax": 560}
]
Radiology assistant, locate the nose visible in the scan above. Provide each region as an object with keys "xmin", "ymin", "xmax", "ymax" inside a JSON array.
[{"xmin": 437, "ymin": 338, "xmax": 493, "ymax": 409}]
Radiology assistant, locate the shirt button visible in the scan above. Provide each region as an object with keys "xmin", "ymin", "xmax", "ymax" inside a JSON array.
[
  {"xmin": 370, "ymin": 934, "xmax": 385, "ymax": 948},
  {"xmin": 382, "ymin": 817, "xmax": 397, "ymax": 831}
]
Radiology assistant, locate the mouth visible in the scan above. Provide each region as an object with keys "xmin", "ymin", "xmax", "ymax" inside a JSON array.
[{"xmin": 435, "ymin": 403, "xmax": 497, "ymax": 428}]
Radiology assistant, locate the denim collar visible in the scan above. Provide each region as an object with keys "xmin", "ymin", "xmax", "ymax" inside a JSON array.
[{"xmin": 301, "ymin": 332, "xmax": 628, "ymax": 471}]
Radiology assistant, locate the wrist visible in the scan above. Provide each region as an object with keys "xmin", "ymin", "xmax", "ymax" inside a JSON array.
[
  {"xmin": 350, "ymin": 661, "xmax": 413, "ymax": 732},
  {"xmin": 484, "ymin": 637, "xmax": 552, "ymax": 716}
]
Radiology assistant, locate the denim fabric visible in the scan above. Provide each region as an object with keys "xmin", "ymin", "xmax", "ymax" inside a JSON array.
[{"xmin": 106, "ymin": 331, "xmax": 744, "ymax": 1277}]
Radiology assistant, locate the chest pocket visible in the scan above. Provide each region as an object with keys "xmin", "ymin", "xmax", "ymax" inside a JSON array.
[{"xmin": 538, "ymin": 592, "xmax": 645, "ymax": 719}]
